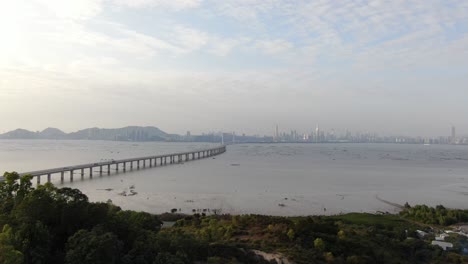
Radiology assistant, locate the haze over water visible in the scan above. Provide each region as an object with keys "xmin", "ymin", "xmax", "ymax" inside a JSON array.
[{"xmin": 1, "ymin": 140, "xmax": 467, "ymax": 216}]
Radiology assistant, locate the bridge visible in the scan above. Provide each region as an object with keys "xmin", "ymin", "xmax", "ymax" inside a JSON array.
[{"xmin": 10, "ymin": 145, "xmax": 226, "ymax": 184}]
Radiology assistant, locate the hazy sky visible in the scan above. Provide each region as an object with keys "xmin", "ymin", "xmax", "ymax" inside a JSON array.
[{"xmin": 0, "ymin": 0, "xmax": 467, "ymax": 137}]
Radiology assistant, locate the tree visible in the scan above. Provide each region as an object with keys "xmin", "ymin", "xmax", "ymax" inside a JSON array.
[
  {"xmin": 0, "ymin": 225, "xmax": 23, "ymax": 264},
  {"xmin": 153, "ymin": 252, "xmax": 184, "ymax": 264},
  {"xmin": 65, "ymin": 229, "xmax": 122, "ymax": 264},
  {"xmin": 314, "ymin": 238, "xmax": 325, "ymax": 251},
  {"xmin": 287, "ymin": 229, "xmax": 295, "ymax": 241},
  {"xmin": 14, "ymin": 221, "xmax": 51, "ymax": 264},
  {"xmin": 338, "ymin": 230, "xmax": 346, "ymax": 240}
]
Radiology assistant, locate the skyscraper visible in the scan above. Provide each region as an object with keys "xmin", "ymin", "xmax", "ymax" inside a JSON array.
[
  {"xmin": 315, "ymin": 124, "xmax": 320, "ymax": 143},
  {"xmin": 451, "ymin": 126, "xmax": 456, "ymax": 144},
  {"xmin": 275, "ymin": 125, "xmax": 279, "ymax": 142}
]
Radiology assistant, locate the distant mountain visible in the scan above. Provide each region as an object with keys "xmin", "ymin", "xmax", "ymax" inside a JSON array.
[
  {"xmin": 0, "ymin": 126, "xmax": 175, "ymax": 142},
  {"xmin": 68, "ymin": 126, "xmax": 171, "ymax": 141},
  {"xmin": 38, "ymin": 127, "xmax": 67, "ymax": 139},
  {"xmin": 0, "ymin": 128, "xmax": 39, "ymax": 139}
]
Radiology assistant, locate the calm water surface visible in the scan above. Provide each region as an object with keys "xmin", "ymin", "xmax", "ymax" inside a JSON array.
[{"xmin": 1, "ymin": 140, "xmax": 467, "ymax": 216}]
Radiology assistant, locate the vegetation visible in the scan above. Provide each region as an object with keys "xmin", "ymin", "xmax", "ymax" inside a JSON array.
[
  {"xmin": 1, "ymin": 172, "xmax": 467, "ymax": 264},
  {"xmin": 400, "ymin": 204, "xmax": 468, "ymax": 226}
]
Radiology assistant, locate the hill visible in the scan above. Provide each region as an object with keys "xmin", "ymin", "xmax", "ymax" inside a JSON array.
[{"xmin": 0, "ymin": 126, "xmax": 174, "ymax": 141}]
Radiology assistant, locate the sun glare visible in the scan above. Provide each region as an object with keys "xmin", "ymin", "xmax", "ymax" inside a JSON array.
[{"xmin": 0, "ymin": 1, "xmax": 33, "ymax": 59}]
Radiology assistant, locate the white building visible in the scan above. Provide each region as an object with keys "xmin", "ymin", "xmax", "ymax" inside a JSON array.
[{"xmin": 431, "ymin": 241, "xmax": 453, "ymax": 251}]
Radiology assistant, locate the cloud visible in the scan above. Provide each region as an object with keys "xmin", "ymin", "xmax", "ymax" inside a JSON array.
[
  {"xmin": 171, "ymin": 25, "xmax": 209, "ymax": 53},
  {"xmin": 1, "ymin": 0, "xmax": 468, "ymax": 134},
  {"xmin": 255, "ymin": 39, "xmax": 293, "ymax": 55},
  {"xmin": 208, "ymin": 37, "xmax": 251, "ymax": 56},
  {"xmin": 111, "ymin": 0, "xmax": 202, "ymax": 10},
  {"xmin": 32, "ymin": 0, "xmax": 103, "ymax": 20}
]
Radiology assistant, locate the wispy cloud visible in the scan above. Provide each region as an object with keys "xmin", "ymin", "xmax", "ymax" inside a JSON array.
[
  {"xmin": 111, "ymin": 0, "xmax": 202, "ymax": 10},
  {"xmin": 0, "ymin": 0, "xmax": 467, "ymax": 134}
]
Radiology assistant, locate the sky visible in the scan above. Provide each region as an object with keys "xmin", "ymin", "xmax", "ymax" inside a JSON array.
[{"xmin": 0, "ymin": 0, "xmax": 467, "ymax": 137}]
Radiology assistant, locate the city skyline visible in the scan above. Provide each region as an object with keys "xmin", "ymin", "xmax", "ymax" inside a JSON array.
[{"xmin": 0, "ymin": 124, "xmax": 466, "ymax": 144}]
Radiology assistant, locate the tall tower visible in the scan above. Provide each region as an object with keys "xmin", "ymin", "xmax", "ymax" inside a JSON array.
[
  {"xmin": 315, "ymin": 124, "xmax": 320, "ymax": 143},
  {"xmin": 275, "ymin": 125, "xmax": 279, "ymax": 142},
  {"xmin": 451, "ymin": 125, "xmax": 456, "ymax": 144}
]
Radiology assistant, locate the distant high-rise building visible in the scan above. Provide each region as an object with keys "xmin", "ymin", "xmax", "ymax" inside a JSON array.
[
  {"xmin": 315, "ymin": 124, "xmax": 320, "ymax": 142},
  {"xmin": 275, "ymin": 125, "xmax": 279, "ymax": 142},
  {"xmin": 451, "ymin": 126, "xmax": 456, "ymax": 144}
]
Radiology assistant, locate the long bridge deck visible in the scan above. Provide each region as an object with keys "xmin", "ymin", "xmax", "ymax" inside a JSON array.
[{"xmin": 2, "ymin": 145, "xmax": 226, "ymax": 184}]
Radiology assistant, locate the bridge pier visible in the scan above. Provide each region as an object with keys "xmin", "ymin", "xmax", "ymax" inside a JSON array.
[
  {"xmin": 61, "ymin": 171, "xmax": 64, "ymax": 183},
  {"xmin": 100, "ymin": 166, "xmax": 103, "ymax": 175},
  {"xmin": 81, "ymin": 168, "xmax": 84, "ymax": 179},
  {"xmin": 70, "ymin": 170, "xmax": 74, "ymax": 182},
  {"xmin": 123, "ymin": 162, "xmax": 126, "ymax": 172},
  {"xmin": 107, "ymin": 165, "xmax": 111, "ymax": 175},
  {"xmin": 89, "ymin": 167, "xmax": 93, "ymax": 178},
  {"xmin": 37, "ymin": 175, "xmax": 41, "ymax": 184}
]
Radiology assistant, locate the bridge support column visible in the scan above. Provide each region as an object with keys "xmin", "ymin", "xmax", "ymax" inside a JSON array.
[
  {"xmin": 137, "ymin": 160, "xmax": 140, "ymax": 169},
  {"xmin": 37, "ymin": 175, "xmax": 41, "ymax": 185},
  {"xmin": 81, "ymin": 168, "xmax": 84, "ymax": 179},
  {"xmin": 89, "ymin": 167, "xmax": 93, "ymax": 178},
  {"xmin": 61, "ymin": 171, "xmax": 64, "ymax": 183},
  {"xmin": 116, "ymin": 163, "xmax": 119, "ymax": 172},
  {"xmin": 70, "ymin": 170, "xmax": 74, "ymax": 182},
  {"xmin": 130, "ymin": 161, "xmax": 133, "ymax": 170},
  {"xmin": 47, "ymin": 173, "xmax": 51, "ymax": 183},
  {"xmin": 107, "ymin": 165, "xmax": 111, "ymax": 175},
  {"xmin": 100, "ymin": 166, "xmax": 103, "ymax": 175},
  {"xmin": 143, "ymin": 160, "xmax": 146, "ymax": 168},
  {"xmin": 123, "ymin": 162, "xmax": 126, "ymax": 172}
]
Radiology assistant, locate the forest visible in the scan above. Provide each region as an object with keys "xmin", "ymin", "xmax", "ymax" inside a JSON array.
[{"xmin": 1, "ymin": 172, "xmax": 467, "ymax": 264}]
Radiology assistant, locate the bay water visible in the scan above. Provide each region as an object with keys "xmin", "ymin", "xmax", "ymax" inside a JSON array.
[{"xmin": 1, "ymin": 140, "xmax": 467, "ymax": 216}]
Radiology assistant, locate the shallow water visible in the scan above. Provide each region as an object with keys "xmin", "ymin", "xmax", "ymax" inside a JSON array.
[{"xmin": 1, "ymin": 140, "xmax": 467, "ymax": 216}]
